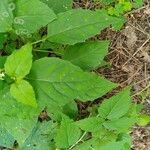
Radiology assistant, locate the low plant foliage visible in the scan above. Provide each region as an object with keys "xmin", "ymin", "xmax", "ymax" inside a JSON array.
[{"xmin": 0, "ymin": 0, "xmax": 149, "ymax": 149}]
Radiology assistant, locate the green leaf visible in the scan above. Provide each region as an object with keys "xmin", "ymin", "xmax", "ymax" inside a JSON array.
[
  {"xmin": 92, "ymin": 128, "xmax": 117, "ymax": 141},
  {"xmin": 110, "ymin": 15, "xmax": 125, "ymax": 30},
  {"xmin": 0, "ymin": 86, "xmax": 39, "ymax": 146},
  {"xmin": 138, "ymin": 114, "xmax": 150, "ymax": 126},
  {"xmin": 4, "ymin": 43, "xmax": 33, "ymax": 79},
  {"xmin": 123, "ymin": 2, "xmax": 133, "ymax": 12},
  {"xmin": 48, "ymin": 9, "xmax": 125, "ymax": 45},
  {"xmin": 14, "ymin": 0, "xmax": 56, "ymax": 34},
  {"xmin": 1, "ymin": 118, "xmax": 36, "ymax": 147},
  {"xmin": 103, "ymin": 117, "xmax": 136, "ymax": 132},
  {"xmin": 28, "ymin": 57, "xmax": 116, "ymax": 113},
  {"xmin": 127, "ymin": 103, "xmax": 143, "ymax": 118},
  {"xmin": 0, "ymin": 0, "xmax": 13, "ymax": 32},
  {"xmin": 93, "ymin": 141, "xmax": 125, "ymax": 150},
  {"xmin": 1, "ymin": 117, "xmax": 36, "ymax": 146},
  {"xmin": 118, "ymin": 134, "xmax": 132, "ymax": 150},
  {"xmin": 0, "ymin": 127, "xmax": 15, "ymax": 149},
  {"xmin": 98, "ymin": 88, "xmax": 131, "ymax": 120},
  {"xmin": 22, "ymin": 121, "xmax": 56, "ymax": 150},
  {"xmin": 41, "ymin": 0, "xmax": 73, "ymax": 14},
  {"xmin": 134, "ymin": 0, "xmax": 143, "ymax": 8},
  {"xmin": 55, "ymin": 116, "xmax": 81, "ymax": 149},
  {"xmin": 76, "ymin": 117, "xmax": 104, "ymax": 132},
  {"xmin": 10, "ymin": 80, "xmax": 37, "ymax": 107},
  {"xmin": 92, "ymin": 128, "xmax": 119, "ymax": 149},
  {"xmin": 63, "ymin": 41, "xmax": 109, "ymax": 70}
]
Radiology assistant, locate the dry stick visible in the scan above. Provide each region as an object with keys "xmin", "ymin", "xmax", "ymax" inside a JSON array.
[
  {"xmin": 111, "ymin": 33, "xmax": 122, "ymax": 48},
  {"xmin": 121, "ymin": 47, "xmax": 141, "ymax": 63},
  {"xmin": 109, "ymin": 46, "xmax": 141, "ymax": 64},
  {"xmin": 128, "ymin": 23, "xmax": 150, "ymax": 37},
  {"xmin": 114, "ymin": 48, "xmax": 132, "ymax": 59},
  {"xmin": 121, "ymin": 67, "xmax": 142, "ymax": 85},
  {"xmin": 144, "ymin": 63, "xmax": 148, "ymax": 83},
  {"xmin": 132, "ymin": 83, "xmax": 150, "ymax": 97},
  {"xmin": 122, "ymin": 38, "xmax": 150, "ymax": 67},
  {"xmin": 133, "ymin": 76, "xmax": 150, "ymax": 86},
  {"xmin": 126, "ymin": 5, "xmax": 148, "ymax": 14}
]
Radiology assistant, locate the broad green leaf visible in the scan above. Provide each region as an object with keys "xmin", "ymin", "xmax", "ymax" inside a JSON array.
[
  {"xmin": 4, "ymin": 43, "xmax": 32, "ymax": 79},
  {"xmin": 134, "ymin": 0, "xmax": 143, "ymax": 8},
  {"xmin": 0, "ymin": 86, "xmax": 39, "ymax": 146},
  {"xmin": 114, "ymin": 4, "xmax": 124, "ymax": 16},
  {"xmin": 14, "ymin": 0, "xmax": 56, "ymax": 34},
  {"xmin": 127, "ymin": 103, "xmax": 143, "ymax": 118},
  {"xmin": 138, "ymin": 114, "xmax": 150, "ymax": 126},
  {"xmin": 103, "ymin": 117, "xmax": 136, "ymax": 132},
  {"xmin": 0, "ymin": 0, "xmax": 13, "ymax": 32},
  {"xmin": 98, "ymin": 88, "xmax": 131, "ymax": 120},
  {"xmin": 63, "ymin": 41, "xmax": 109, "ymax": 70},
  {"xmin": 22, "ymin": 121, "xmax": 56, "ymax": 150},
  {"xmin": 48, "ymin": 9, "xmax": 125, "ymax": 45},
  {"xmin": 92, "ymin": 128, "xmax": 117, "ymax": 141},
  {"xmin": 0, "ymin": 127, "xmax": 15, "ymax": 149},
  {"xmin": 55, "ymin": 116, "xmax": 81, "ymax": 149},
  {"xmin": 28, "ymin": 57, "xmax": 116, "ymax": 112},
  {"xmin": 93, "ymin": 141, "xmax": 125, "ymax": 150},
  {"xmin": 10, "ymin": 80, "xmax": 37, "ymax": 107},
  {"xmin": 118, "ymin": 134, "xmax": 132, "ymax": 150},
  {"xmin": 41, "ymin": 0, "xmax": 73, "ymax": 14},
  {"xmin": 92, "ymin": 128, "xmax": 119, "ymax": 149},
  {"xmin": 0, "ymin": 118, "xmax": 36, "ymax": 147},
  {"xmin": 123, "ymin": 2, "xmax": 133, "ymax": 12},
  {"xmin": 76, "ymin": 117, "xmax": 104, "ymax": 132},
  {"xmin": 110, "ymin": 15, "xmax": 125, "ymax": 30}
]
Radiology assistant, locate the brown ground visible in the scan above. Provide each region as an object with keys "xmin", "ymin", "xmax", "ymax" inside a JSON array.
[{"xmin": 74, "ymin": 0, "xmax": 150, "ymax": 149}]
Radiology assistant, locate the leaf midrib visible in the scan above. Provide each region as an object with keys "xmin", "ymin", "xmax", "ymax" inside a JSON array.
[{"xmin": 49, "ymin": 18, "xmax": 110, "ymax": 37}]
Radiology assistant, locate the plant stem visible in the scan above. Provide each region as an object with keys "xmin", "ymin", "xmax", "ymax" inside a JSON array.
[
  {"xmin": 33, "ymin": 49, "xmax": 51, "ymax": 53},
  {"xmin": 32, "ymin": 37, "xmax": 48, "ymax": 45},
  {"xmin": 69, "ymin": 132, "xmax": 87, "ymax": 150}
]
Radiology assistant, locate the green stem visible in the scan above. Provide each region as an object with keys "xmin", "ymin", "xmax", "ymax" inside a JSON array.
[
  {"xmin": 69, "ymin": 132, "xmax": 87, "ymax": 150},
  {"xmin": 33, "ymin": 49, "xmax": 52, "ymax": 53},
  {"xmin": 32, "ymin": 37, "xmax": 48, "ymax": 45}
]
